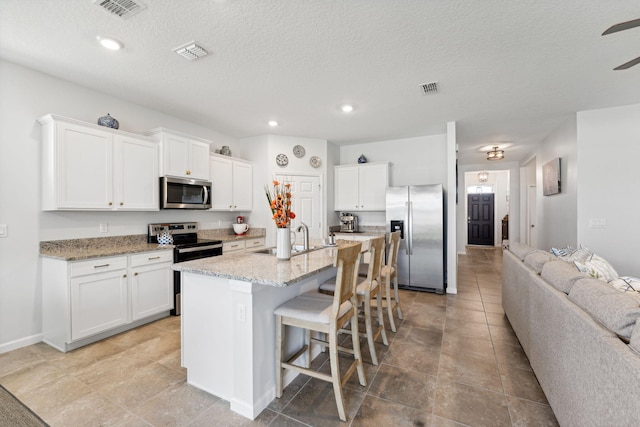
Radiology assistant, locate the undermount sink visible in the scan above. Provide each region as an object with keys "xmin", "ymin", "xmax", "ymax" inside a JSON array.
[{"xmin": 252, "ymin": 245, "xmax": 323, "ymax": 256}]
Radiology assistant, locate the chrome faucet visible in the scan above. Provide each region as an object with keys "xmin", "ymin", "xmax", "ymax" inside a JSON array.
[{"xmin": 297, "ymin": 222, "xmax": 309, "ymax": 251}]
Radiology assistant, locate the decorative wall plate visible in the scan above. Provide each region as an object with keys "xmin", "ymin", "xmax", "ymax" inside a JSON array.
[
  {"xmin": 276, "ymin": 153, "xmax": 289, "ymax": 167},
  {"xmin": 309, "ymin": 156, "xmax": 321, "ymax": 168},
  {"xmin": 293, "ymin": 144, "xmax": 305, "ymax": 158}
]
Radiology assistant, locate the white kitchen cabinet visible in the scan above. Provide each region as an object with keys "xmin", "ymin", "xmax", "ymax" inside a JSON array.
[
  {"xmin": 210, "ymin": 154, "xmax": 253, "ymax": 210},
  {"xmin": 42, "ymin": 249, "xmax": 173, "ymax": 352},
  {"xmin": 38, "ymin": 115, "xmax": 159, "ymax": 211},
  {"xmin": 70, "ymin": 257, "xmax": 129, "ymax": 341},
  {"xmin": 145, "ymin": 128, "xmax": 211, "ymax": 180},
  {"xmin": 130, "ymin": 251, "xmax": 174, "ymax": 321},
  {"xmin": 334, "ymin": 162, "xmax": 389, "ymax": 211}
]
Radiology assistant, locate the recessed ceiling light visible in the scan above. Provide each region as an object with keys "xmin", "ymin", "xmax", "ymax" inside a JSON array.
[
  {"xmin": 97, "ymin": 36, "xmax": 123, "ymax": 50},
  {"xmin": 268, "ymin": 120, "xmax": 279, "ymax": 127},
  {"xmin": 341, "ymin": 104, "xmax": 354, "ymax": 113}
]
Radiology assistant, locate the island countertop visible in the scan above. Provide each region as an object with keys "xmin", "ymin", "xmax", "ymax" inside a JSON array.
[{"xmin": 172, "ymin": 246, "xmax": 342, "ymax": 287}]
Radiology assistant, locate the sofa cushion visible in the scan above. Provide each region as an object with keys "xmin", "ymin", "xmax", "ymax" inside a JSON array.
[
  {"xmin": 524, "ymin": 251, "xmax": 556, "ymax": 274},
  {"xmin": 541, "ymin": 259, "xmax": 586, "ymax": 294},
  {"xmin": 630, "ymin": 319, "xmax": 640, "ymax": 354},
  {"xmin": 510, "ymin": 243, "xmax": 535, "ymax": 261},
  {"xmin": 574, "ymin": 254, "xmax": 619, "ymax": 282},
  {"xmin": 568, "ymin": 278, "xmax": 640, "ymax": 339}
]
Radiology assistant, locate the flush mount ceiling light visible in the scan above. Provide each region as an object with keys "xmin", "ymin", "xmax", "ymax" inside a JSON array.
[
  {"xmin": 487, "ymin": 146, "xmax": 505, "ymax": 161},
  {"xmin": 341, "ymin": 104, "xmax": 354, "ymax": 113},
  {"xmin": 268, "ymin": 120, "xmax": 279, "ymax": 127},
  {"xmin": 478, "ymin": 171, "xmax": 489, "ymax": 182},
  {"xmin": 97, "ymin": 36, "xmax": 123, "ymax": 50}
]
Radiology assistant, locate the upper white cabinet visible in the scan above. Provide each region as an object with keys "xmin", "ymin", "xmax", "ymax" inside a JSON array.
[
  {"xmin": 145, "ymin": 128, "xmax": 210, "ymax": 180},
  {"xmin": 38, "ymin": 115, "xmax": 159, "ymax": 211},
  {"xmin": 210, "ymin": 154, "xmax": 253, "ymax": 210},
  {"xmin": 334, "ymin": 162, "xmax": 389, "ymax": 211}
]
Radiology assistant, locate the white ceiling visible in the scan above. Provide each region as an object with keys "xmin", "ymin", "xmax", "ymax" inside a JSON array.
[{"xmin": 1, "ymin": 1, "xmax": 639, "ymax": 164}]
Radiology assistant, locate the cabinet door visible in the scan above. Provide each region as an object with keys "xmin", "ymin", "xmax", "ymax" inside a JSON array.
[
  {"xmin": 334, "ymin": 166, "xmax": 360, "ymax": 211},
  {"xmin": 131, "ymin": 262, "xmax": 173, "ymax": 320},
  {"xmin": 232, "ymin": 161, "xmax": 253, "ymax": 210},
  {"xmin": 70, "ymin": 270, "xmax": 128, "ymax": 341},
  {"xmin": 358, "ymin": 163, "xmax": 389, "ymax": 210},
  {"xmin": 114, "ymin": 136, "xmax": 159, "ymax": 210},
  {"xmin": 163, "ymin": 134, "xmax": 191, "ymax": 178},
  {"xmin": 56, "ymin": 122, "xmax": 113, "ymax": 209},
  {"xmin": 189, "ymin": 141, "xmax": 211, "ymax": 180},
  {"xmin": 210, "ymin": 156, "xmax": 233, "ymax": 209}
]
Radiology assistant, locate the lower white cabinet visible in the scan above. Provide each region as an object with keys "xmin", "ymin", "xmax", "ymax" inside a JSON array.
[
  {"xmin": 42, "ymin": 249, "xmax": 173, "ymax": 352},
  {"xmin": 130, "ymin": 251, "xmax": 174, "ymax": 321}
]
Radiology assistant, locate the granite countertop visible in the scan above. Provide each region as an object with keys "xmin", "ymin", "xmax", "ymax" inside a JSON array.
[
  {"xmin": 173, "ymin": 243, "xmax": 366, "ymax": 287},
  {"xmin": 40, "ymin": 235, "xmax": 172, "ymax": 261}
]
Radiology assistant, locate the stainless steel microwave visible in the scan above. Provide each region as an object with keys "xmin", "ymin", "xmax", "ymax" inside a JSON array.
[{"xmin": 160, "ymin": 176, "xmax": 212, "ymax": 209}]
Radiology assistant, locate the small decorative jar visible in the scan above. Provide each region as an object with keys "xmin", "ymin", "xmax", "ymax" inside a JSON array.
[
  {"xmin": 220, "ymin": 146, "xmax": 232, "ymax": 156},
  {"xmin": 157, "ymin": 226, "xmax": 173, "ymax": 245},
  {"xmin": 97, "ymin": 113, "xmax": 119, "ymax": 129},
  {"xmin": 358, "ymin": 154, "xmax": 367, "ymax": 164}
]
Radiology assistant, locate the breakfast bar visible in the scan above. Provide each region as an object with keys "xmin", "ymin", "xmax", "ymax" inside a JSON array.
[{"xmin": 172, "ymin": 246, "xmax": 342, "ymax": 420}]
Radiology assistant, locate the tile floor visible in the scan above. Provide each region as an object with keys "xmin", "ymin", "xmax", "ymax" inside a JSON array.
[{"xmin": 0, "ymin": 247, "xmax": 559, "ymax": 426}]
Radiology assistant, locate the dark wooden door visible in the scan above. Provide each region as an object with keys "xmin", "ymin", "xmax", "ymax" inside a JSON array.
[{"xmin": 468, "ymin": 194, "xmax": 495, "ymax": 246}]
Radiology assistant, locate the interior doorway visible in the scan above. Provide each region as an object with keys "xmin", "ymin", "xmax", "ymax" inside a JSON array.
[
  {"xmin": 274, "ymin": 173, "xmax": 323, "ymax": 241},
  {"xmin": 467, "ymin": 193, "xmax": 495, "ymax": 246},
  {"xmin": 463, "ymin": 169, "xmax": 510, "ymax": 248}
]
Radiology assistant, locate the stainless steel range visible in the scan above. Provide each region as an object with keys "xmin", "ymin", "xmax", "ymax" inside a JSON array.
[{"xmin": 148, "ymin": 222, "xmax": 222, "ymax": 315}]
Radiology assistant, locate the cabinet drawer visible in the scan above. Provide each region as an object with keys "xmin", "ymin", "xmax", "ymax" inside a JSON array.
[
  {"xmin": 130, "ymin": 250, "xmax": 173, "ymax": 267},
  {"xmin": 70, "ymin": 256, "xmax": 127, "ymax": 277},
  {"xmin": 245, "ymin": 238, "xmax": 265, "ymax": 250},
  {"xmin": 223, "ymin": 241, "xmax": 245, "ymax": 253}
]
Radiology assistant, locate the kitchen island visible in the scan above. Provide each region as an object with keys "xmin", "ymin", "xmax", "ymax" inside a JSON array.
[{"xmin": 172, "ymin": 246, "xmax": 343, "ymax": 420}]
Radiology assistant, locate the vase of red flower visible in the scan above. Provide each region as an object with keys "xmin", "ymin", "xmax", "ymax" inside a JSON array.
[{"xmin": 265, "ymin": 180, "xmax": 296, "ymax": 260}]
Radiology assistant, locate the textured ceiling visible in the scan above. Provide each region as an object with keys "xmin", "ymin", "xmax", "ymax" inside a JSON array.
[{"xmin": 1, "ymin": 0, "xmax": 639, "ymax": 164}]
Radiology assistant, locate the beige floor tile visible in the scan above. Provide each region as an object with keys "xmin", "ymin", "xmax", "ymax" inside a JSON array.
[
  {"xmin": 437, "ymin": 351, "xmax": 503, "ymax": 393},
  {"xmin": 481, "ymin": 293, "xmax": 503, "ymax": 304},
  {"xmin": 433, "ymin": 381, "xmax": 511, "ymax": 427},
  {"xmin": 441, "ymin": 334, "xmax": 496, "ymax": 362},
  {"xmin": 486, "ymin": 312, "xmax": 511, "ymax": 328},
  {"xmin": 382, "ymin": 340, "xmax": 441, "ymax": 376},
  {"xmin": 500, "ymin": 364, "xmax": 548, "ymax": 404},
  {"xmin": 190, "ymin": 400, "xmax": 278, "ymax": 426},
  {"xmin": 443, "ymin": 317, "xmax": 491, "ymax": 341},
  {"xmin": 281, "ymin": 377, "xmax": 366, "ymax": 426},
  {"xmin": 132, "ymin": 382, "xmax": 218, "ymax": 427},
  {"xmin": 127, "ymin": 330, "xmax": 181, "ymax": 361},
  {"xmin": 16, "ymin": 375, "xmax": 93, "ymax": 421},
  {"xmin": 0, "ymin": 346, "xmax": 45, "ymax": 377},
  {"xmin": 149, "ymin": 315, "xmax": 181, "ymax": 332},
  {"xmin": 367, "ymin": 364, "xmax": 437, "ymax": 411},
  {"xmin": 97, "ymin": 363, "xmax": 185, "ymax": 410},
  {"xmin": 50, "ymin": 340, "xmax": 127, "ymax": 372},
  {"xmin": 493, "ymin": 340, "xmax": 532, "ymax": 371},
  {"xmin": 484, "ymin": 301, "xmax": 505, "ymax": 314},
  {"xmin": 48, "ymin": 391, "xmax": 132, "ymax": 427},
  {"xmin": 72, "ymin": 347, "xmax": 155, "ymax": 389},
  {"xmin": 157, "ymin": 349, "xmax": 186, "ymax": 374},
  {"xmin": 446, "ymin": 297, "xmax": 485, "ymax": 312},
  {"xmin": 0, "ymin": 360, "xmax": 66, "ymax": 396},
  {"xmin": 350, "ymin": 395, "xmax": 432, "ymax": 427},
  {"xmin": 106, "ymin": 323, "xmax": 166, "ymax": 348},
  {"xmin": 445, "ymin": 305, "xmax": 488, "ymax": 324},
  {"xmin": 454, "ymin": 290, "xmax": 483, "ymax": 302},
  {"xmin": 506, "ymin": 396, "xmax": 559, "ymax": 427}
]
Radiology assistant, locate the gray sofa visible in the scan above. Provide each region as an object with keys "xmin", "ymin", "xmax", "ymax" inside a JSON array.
[{"xmin": 502, "ymin": 243, "xmax": 640, "ymax": 427}]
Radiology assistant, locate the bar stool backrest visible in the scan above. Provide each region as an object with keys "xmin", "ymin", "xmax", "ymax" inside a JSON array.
[
  {"xmin": 365, "ymin": 236, "xmax": 386, "ymax": 285},
  {"xmin": 333, "ymin": 242, "xmax": 363, "ymax": 317}
]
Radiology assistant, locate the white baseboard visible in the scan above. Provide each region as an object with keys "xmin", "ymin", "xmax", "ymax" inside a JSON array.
[{"xmin": 0, "ymin": 333, "xmax": 43, "ymax": 354}]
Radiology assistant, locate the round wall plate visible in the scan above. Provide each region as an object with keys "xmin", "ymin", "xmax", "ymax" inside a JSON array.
[
  {"xmin": 309, "ymin": 156, "xmax": 321, "ymax": 168},
  {"xmin": 293, "ymin": 144, "xmax": 305, "ymax": 158},
  {"xmin": 276, "ymin": 153, "xmax": 289, "ymax": 167}
]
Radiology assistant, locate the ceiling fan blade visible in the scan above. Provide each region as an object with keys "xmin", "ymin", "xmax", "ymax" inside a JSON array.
[
  {"xmin": 614, "ymin": 56, "xmax": 640, "ymax": 70},
  {"xmin": 602, "ymin": 18, "xmax": 640, "ymax": 35}
]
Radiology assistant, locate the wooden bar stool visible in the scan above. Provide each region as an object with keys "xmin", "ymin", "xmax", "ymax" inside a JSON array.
[
  {"xmin": 317, "ymin": 235, "xmax": 389, "ymax": 365},
  {"xmin": 274, "ymin": 242, "xmax": 366, "ymax": 422},
  {"xmin": 358, "ymin": 231, "xmax": 403, "ymax": 332}
]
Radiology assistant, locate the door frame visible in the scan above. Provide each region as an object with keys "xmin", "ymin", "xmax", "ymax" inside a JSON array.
[
  {"xmin": 467, "ymin": 193, "xmax": 495, "ymax": 246},
  {"xmin": 527, "ymin": 185, "xmax": 537, "ymax": 247}
]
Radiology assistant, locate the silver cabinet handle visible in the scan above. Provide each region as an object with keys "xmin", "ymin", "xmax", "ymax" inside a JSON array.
[
  {"xmin": 148, "ymin": 256, "xmax": 160, "ymax": 260},
  {"xmin": 94, "ymin": 263, "xmax": 110, "ymax": 269}
]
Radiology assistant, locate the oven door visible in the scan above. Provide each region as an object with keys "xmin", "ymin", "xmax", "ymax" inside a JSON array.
[{"xmin": 161, "ymin": 176, "xmax": 212, "ymax": 209}]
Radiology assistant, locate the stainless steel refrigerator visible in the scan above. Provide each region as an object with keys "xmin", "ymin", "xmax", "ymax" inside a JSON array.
[{"xmin": 386, "ymin": 184, "xmax": 446, "ymax": 294}]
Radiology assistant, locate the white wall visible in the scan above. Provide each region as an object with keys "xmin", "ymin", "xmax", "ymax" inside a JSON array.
[
  {"xmin": 338, "ymin": 134, "xmax": 448, "ymax": 226},
  {"xmin": 0, "ymin": 59, "xmax": 241, "ymax": 351},
  {"xmin": 536, "ymin": 117, "xmax": 578, "ymax": 250},
  {"xmin": 577, "ymin": 103, "xmax": 640, "ymax": 276}
]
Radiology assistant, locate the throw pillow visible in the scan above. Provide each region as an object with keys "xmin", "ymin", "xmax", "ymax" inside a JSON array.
[
  {"xmin": 574, "ymin": 254, "xmax": 619, "ymax": 282},
  {"xmin": 550, "ymin": 245, "xmax": 574, "ymax": 257},
  {"xmin": 609, "ymin": 276, "xmax": 640, "ymax": 294}
]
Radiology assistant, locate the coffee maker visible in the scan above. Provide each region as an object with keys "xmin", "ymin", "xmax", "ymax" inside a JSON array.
[{"xmin": 339, "ymin": 212, "xmax": 359, "ymax": 232}]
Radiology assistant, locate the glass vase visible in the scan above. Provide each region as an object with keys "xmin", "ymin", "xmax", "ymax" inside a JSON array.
[{"xmin": 276, "ymin": 226, "xmax": 291, "ymax": 260}]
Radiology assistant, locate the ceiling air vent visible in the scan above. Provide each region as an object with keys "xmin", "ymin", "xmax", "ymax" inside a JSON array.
[
  {"xmin": 93, "ymin": 0, "xmax": 147, "ymax": 20},
  {"xmin": 173, "ymin": 42, "xmax": 209, "ymax": 61},
  {"xmin": 420, "ymin": 81, "xmax": 439, "ymax": 95}
]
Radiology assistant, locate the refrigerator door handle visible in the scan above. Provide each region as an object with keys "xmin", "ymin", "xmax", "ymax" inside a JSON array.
[
  {"xmin": 405, "ymin": 201, "xmax": 410, "ymax": 255},
  {"xmin": 408, "ymin": 201, "xmax": 413, "ymax": 255}
]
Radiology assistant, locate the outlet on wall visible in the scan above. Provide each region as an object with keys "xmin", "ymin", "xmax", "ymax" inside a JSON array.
[
  {"xmin": 100, "ymin": 223, "xmax": 108, "ymax": 233},
  {"xmin": 588, "ymin": 218, "xmax": 607, "ymax": 228}
]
